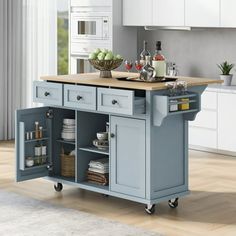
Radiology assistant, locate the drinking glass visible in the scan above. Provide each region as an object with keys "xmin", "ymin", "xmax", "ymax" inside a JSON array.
[
  {"xmin": 124, "ymin": 60, "xmax": 133, "ymax": 72},
  {"xmin": 135, "ymin": 60, "xmax": 143, "ymax": 73}
]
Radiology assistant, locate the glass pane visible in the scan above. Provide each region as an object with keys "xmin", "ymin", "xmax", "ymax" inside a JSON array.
[
  {"xmin": 57, "ymin": 0, "xmax": 69, "ymax": 75},
  {"xmin": 78, "ymin": 21, "xmax": 96, "ymax": 35},
  {"xmin": 76, "ymin": 59, "xmax": 95, "ymax": 74}
]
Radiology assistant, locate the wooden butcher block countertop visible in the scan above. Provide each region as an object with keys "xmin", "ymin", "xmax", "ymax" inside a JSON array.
[{"xmin": 41, "ymin": 71, "xmax": 222, "ymax": 91}]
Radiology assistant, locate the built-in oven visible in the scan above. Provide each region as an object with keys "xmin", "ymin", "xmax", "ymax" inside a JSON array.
[
  {"xmin": 70, "ymin": 54, "xmax": 95, "ymax": 74},
  {"xmin": 71, "ymin": 12, "xmax": 110, "ymax": 41}
]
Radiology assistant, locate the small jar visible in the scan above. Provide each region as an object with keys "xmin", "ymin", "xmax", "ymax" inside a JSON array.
[
  {"xmin": 34, "ymin": 157, "xmax": 41, "ymax": 166},
  {"xmin": 169, "ymin": 100, "xmax": 178, "ymax": 112},
  {"xmin": 25, "ymin": 157, "xmax": 34, "ymax": 168},
  {"xmin": 35, "ymin": 143, "xmax": 42, "ymax": 157},
  {"xmin": 41, "ymin": 145, "xmax": 47, "ymax": 156}
]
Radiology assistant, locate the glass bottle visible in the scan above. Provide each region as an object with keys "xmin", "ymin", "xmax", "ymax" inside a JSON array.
[
  {"xmin": 35, "ymin": 121, "xmax": 40, "ymax": 139},
  {"xmin": 140, "ymin": 40, "xmax": 151, "ymax": 65},
  {"xmin": 152, "ymin": 41, "xmax": 166, "ymax": 78}
]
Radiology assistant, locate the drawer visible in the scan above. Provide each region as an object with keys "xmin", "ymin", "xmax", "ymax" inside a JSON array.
[
  {"xmin": 64, "ymin": 84, "xmax": 96, "ymax": 110},
  {"xmin": 189, "ymin": 127, "xmax": 217, "ymax": 149},
  {"xmin": 97, "ymin": 88, "xmax": 145, "ymax": 115},
  {"xmin": 190, "ymin": 110, "xmax": 217, "ymax": 129},
  {"xmin": 201, "ymin": 91, "xmax": 217, "ymax": 110},
  {"xmin": 33, "ymin": 81, "xmax": 63, "ymax": 106}
]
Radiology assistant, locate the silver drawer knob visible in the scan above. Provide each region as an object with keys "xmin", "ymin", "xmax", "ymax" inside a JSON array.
[
  {"xmin": 112, "ymin": 100, "xmax": 118, "ymax": 105},
  {"xmin": 44, "ymin": 92, "xmax": 50, "ymax": 97},
  {"xmin": 77, "ymin": 95, "xmax": 83, "ymax": 101}
]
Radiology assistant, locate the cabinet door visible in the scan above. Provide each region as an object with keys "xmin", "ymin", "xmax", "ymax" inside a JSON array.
[
  {"xmin": 185, "ymin": 0, "xmax": 220, "ymax": 27},
  {"xmin": 110, "ymin": 116, "xmax": 146, "ymax": 198},
  {"xmin": 16, "ymin": 107, "xmax": 51, "ymax": 182},
  {"xmin": 218, "ymin": 93, "xmax": 236, "ymax": 152},
  {"xmin": 153, "ymin": 0, "xmax": 185, "ymax": 27},
  {"xmin": 123, "ymin": 0, "xmax": 152, "ymax": 26},
  {"xmin": 221, "ymin": 0, "xmax": 236, "ymax": 27}
]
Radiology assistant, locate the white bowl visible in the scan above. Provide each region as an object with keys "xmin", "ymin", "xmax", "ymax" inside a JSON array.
[
  {"xmin": 96, "ymin": 132, "xmax": 108, "ymax": 141},
  {"xmin": 63, "ymin": 119, "xmax": 75, "ymax": 126},
  {"xmin": 61, "ymin": 132, "xmax": 75, "ymax": 140},
  {"xmin": 26, "ymin": 158, "xmax": 34, "ymax": 167}
]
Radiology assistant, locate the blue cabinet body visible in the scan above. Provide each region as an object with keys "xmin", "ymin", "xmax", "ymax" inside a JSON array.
[
  {"xmin": 110, "ymin": 116, "xmax": 146, "ymax": 198},
  {"xmin": 16, "ymin": 81, "xmax": 206, "ymax": 207}
]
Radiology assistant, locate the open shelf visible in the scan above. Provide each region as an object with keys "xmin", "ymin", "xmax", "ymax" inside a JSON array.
[
  {"xmin": 79, "ymin": 146, "xmax": 109, "ymax": 155},
  {"xmin": 169, "ymin": 109, "xmax": 199, "ymax": 115},
  {"xmin": 51, "ymin": 175, "xmax": 75, "ymax": 183},
  {"xmin": 78, "ymin": 181, "xmax": 109, "ymax": 192},
  {"xmin": 25, "ymin": 137, "xmax": 49, "ymax": 143},
  {"xmin": 56, "ymin": 139, "xmax": 76, "ymax": 145},
  {"xmin": 25, "ymin": 164, "xmax": 48, "ymax": 171}
]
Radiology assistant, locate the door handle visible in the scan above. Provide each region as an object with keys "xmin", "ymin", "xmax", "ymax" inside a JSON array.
[
  {"xmin": 44, "ymin": 92, "xmax": 50, "ymax": 97},
  {"xmin": 77, "ymin": 95, "xmax": 83, "ymax": 101},
  {"xmin": 112, "ymin": 100, "xmax": 118, "ymax": 105},
  {"xmin": 110, "ymin": 133, "xmax": 115, "ymax": 138}
]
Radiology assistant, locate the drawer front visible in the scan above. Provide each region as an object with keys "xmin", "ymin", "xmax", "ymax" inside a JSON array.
[
  {"xmin": 189, "ymin": 127, "xmax": 217, "ymax": 149},
  {"xmin": 64, "ymin": 84, "xmax": 96, "ymax": 110},
  {"xmin": 201, "ymin": 91, "xmax": 217, "ymax": 110},
  {"xmin": 97, "ymin": 88, "xmax": 134, "ymax": 115},
  {"xmin": 33, "ymin": 81, "xmax": 63, "ymax": 106},
  {"xmin": 190, "ymin": 110, "xmax": 217, "ymax": 129}
]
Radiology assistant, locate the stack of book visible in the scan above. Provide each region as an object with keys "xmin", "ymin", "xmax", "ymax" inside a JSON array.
[{"xmin": 87, "ymin": 158, "xmax": 109, "ymax": 186}]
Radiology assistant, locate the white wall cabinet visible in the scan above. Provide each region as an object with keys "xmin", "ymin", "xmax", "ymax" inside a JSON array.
[
  {"xmin": 124, "ymin": 0, "xmax": 236, "ymax": 28},
  {"xmin": 153, "ymin": 0, "xmax": 185, "ymax": 27},
  {"xmin": 123, "ymin": 0, "xmax": 152, "ymax": 26},
  {"xmin": 218, "ymin": 92, "xmax": 236, "ymax": 152},
  {"xmin": 185, "ymin": 0, "xmax": 220, "ymax": 27},
  {"xmin": 221, "ymin": 0, "xmax": 236, "ymax": 27}
]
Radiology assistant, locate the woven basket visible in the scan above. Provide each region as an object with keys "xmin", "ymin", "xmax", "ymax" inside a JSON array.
[
  {"xmin": 89, "ymin": 59, "xmax": 123, "ymax": 78},
  {"xmin": 61, "ymin": 154, "xmax": 75, "ymax": 177}
]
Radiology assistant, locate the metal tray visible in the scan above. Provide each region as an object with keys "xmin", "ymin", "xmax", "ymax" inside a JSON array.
[{"xmin": 116, "ymin": 77, "xmax": 178, "ymax": 83}]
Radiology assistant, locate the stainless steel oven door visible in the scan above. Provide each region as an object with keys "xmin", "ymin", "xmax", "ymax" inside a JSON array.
[
  {"xmin": 70, "ymin": 55, "xmax": 95, "ymax": 74},
  {"xmin": 71, "ymin": 14, "xmax": 105, "ymax": 40}
]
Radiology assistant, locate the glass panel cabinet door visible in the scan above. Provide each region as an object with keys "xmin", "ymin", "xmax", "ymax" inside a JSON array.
[{"xmin": 16, "ymin": 107, "xmax": 52, "ymax": 182}]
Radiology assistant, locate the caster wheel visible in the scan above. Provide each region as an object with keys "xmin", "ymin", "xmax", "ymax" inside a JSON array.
[
  {"xmin": 54, "ymin": 183, "xmax": 63, "ymax": 192},
  {"xmin": 168, "ymin": 198, "xmax": 179, "ymax": 209},
  {"xmin": 145, "ymin": 204, "xmax": 156, "ymax": 215}
]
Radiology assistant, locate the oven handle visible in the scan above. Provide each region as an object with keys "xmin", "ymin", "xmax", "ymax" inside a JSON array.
[{"xmin": 71, "ymin": 54, "xmax": 89, "ymax": 60}]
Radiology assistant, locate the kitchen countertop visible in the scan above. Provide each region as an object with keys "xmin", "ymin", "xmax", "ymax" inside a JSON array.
[
  {"xmin": 207, "ymin": 84, "xmax": 236, "ymax": 93},
  {"xmin": 41, "ymin": 71, "xmax": 222, "ymax": 91}
]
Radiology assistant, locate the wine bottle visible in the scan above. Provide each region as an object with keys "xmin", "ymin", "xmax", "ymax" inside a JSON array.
[
  {"xmin": 152, "ymin": 41, "xmax": 166, "ymax": 78},
  {"xmin": 140, "ymin": 40, "xmax": 151, "ymax": 65}
]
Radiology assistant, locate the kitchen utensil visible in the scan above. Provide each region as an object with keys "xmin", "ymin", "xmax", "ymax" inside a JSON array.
[
  {"xmin": 93, "ymin": 139, "xmax": 109, "ymax": 150},
  {"xmin": 25, "ymin": 157, "xmax": 34, "ymax": 168},
  {"xmin": 89, "ymin": 59, "xmax": 123, "ymax": 78},
  {"xmin": 96, "ymin": 132, "xmax": 108, "ymax": 141},
  {"xmin": 63, "ymin": 119, "xmax": 76, "ymax": 125},
  {"xmin": 124, "ymin": 60, "xmax": 133, "ymax": 72}
]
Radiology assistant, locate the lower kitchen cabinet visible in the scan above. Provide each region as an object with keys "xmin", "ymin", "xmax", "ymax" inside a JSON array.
[
  {"xmin": 110, "ymin": 116, "xmax": 146, "ymax": 198},
  {"xmin": 16, "ymin": 107, "xmax": 76, "ymax": 182},
  {"xmin": 218, "ymin": 92, "xmax": 236, "ymax": 152}
]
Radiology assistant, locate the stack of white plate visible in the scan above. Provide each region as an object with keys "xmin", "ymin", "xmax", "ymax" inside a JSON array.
[{"xmin": 61, "ymin": 119, "xmax": 76, "ymax": 141}]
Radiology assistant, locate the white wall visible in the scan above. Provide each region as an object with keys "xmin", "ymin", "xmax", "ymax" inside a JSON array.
[{"xmin": 138, "ymin": 28, "xmax": 236, "ymax": 84}]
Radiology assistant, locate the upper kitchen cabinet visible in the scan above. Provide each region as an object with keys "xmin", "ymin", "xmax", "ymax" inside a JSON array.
[
  {"xmin": 185, "ymin": 0, "xmax": 220, "ymax": 27},
  {"xmin": 153, "ymin": 0, "xmax": 185, "ymax": 27},
  {"xmin": 123, "ymin": 0, "xmax": 152, "ymax": 26},
  {"xmin": 221, "ymin": 0, "xmax": 236, "ymax": 27}
]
